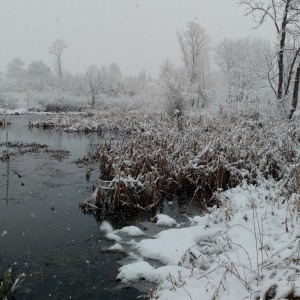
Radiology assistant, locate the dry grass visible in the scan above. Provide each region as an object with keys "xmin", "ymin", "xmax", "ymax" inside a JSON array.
[
  {"xmin": 28, "ymin": 107, "xmax": 163, "ymax": 133},
  {"xmin": 80, "ymin": 112, "xmax": 300, "ymax": 213}
]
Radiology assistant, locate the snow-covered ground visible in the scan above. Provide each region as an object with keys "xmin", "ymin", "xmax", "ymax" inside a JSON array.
[{"xmin": 101, "ymin": 181, "xmax": 300, "ymax": 299}]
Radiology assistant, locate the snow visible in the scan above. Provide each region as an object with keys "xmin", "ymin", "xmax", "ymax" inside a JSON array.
[
  {"xmin": 1, "ymin": 230, "xmax": 8, "ymax": 237},
  {"xmin": 117, "ymin": 261, "xmax": 155, "ymax": 282},
  {"xmin": 99, "ymin": 220, "xmax": 114, "ymax": 234},
  {"xmin": 0, "ymin": 108, "xmax": 28, "ymax": 115},
  {"xmin": 108, "ymin": 243, "xmax": 124, "ymax": 252},
  {"xmin": 115, "ymin": 226, "xmax": 145, "ymax": 237},
  {"xmin": 107, "ymin": 181, "xmax": 300, "ymax": 299},
  {"xmin": 153, "ymin": 214, "xmax": 177, "ymax": 227},
  {"xmin": 106, "ymin": 233, "xmax": 122, "ymax": 242}
]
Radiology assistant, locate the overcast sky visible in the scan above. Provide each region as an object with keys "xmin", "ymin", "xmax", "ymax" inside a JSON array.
[{"xmin": 0, "ymin": 0, "xmax": 274, "ymax": 77}]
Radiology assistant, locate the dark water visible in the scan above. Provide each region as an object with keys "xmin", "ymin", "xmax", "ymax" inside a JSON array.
[{"xmin": 0, "ymin": 115, "xmax": 142, "ymax": 300}]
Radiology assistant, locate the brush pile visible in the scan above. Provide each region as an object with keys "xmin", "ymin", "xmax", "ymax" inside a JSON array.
[{"xmin": 81, "ymin": 112, "xmax": 300, "ymax": 212}]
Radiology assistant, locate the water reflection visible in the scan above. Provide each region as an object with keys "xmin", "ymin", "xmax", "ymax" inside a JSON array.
[
  {"xmin": 0, "ymin": 114, "xmax": 201, "ymax": 299},
  {"xmin": 0, "ymin": 114, "xmax": 143, "ymax": 300}
]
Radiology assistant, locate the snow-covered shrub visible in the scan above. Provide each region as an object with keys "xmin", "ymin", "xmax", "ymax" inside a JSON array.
[
  {"xmin": 26, "ymin": 90, "xmax": 88, "ymax": 112},
  {"xmin": 0, "ymin": 92, "xmax": 26, "ymax": 110},
  {"xmin": 160, "ymin": 61, "xmax": 187, "ymax": 117}
]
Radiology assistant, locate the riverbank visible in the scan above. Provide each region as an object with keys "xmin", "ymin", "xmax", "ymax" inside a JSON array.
[{"xmin": 112, "ymin": 180, "xmax": 300, "ymax": 299}]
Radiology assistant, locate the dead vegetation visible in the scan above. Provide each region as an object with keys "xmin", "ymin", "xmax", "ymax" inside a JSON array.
[
  {"xmin": 28, "ymin": 108, "xmax": 161, "ymax": 133},
  {"xmin": 80, "ymin": 113, "xmax": 300, "ymax": 213},
  {"xmin": 0, "ymin": 142, "xmax": 69, "ymax": 161}
]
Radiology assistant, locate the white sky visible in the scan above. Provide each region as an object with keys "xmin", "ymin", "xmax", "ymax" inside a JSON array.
[{"xmin": 0, "ymin": 0, "xmax": 275, "ymax": 77}]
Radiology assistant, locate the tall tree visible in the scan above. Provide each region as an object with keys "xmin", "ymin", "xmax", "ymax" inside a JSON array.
[
  {"xmin": 237, "ymin": 0, "xmax": 300, "ymax": 103},
  {"xmin": 83, "ymin": 65, "xmax": 106, "ymax": 108},
  {"xmin": 108, "ymin": 63, "xmax": 122, "ymax": 82},
  {"xmin": 177, "ymin": 21, "xmax": 210, "ymax": 107},
  {"xmin": 160, "ymin": 60, "xmax": 187, "ymax": 116},
  {"xmin": 6, "ymin": 58, "xmax": 25, "ymax": 82},
  {"xmin": 48, "ymin": 39, "xmax": 67, "ymax": 78},
  {"xmin": 27, "ymin": 60, "xmax": 51, "ymax": 77},
  {"xmin": 27, "ymin": 60, "xmax": 52, "ymax": 90}
]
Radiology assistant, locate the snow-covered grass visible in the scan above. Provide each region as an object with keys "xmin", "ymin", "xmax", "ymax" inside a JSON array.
[
  {"xmin": 0, "ymin": 268, "xmax": 26, "ymax": 299},
  {"xmin": 24, "ymin": 90, "xmax": 88, "ymax": 113},
  {"xmin": 80, "ymin": 111, "xmax": 300, "ymax": 213},
  {"xmin": 108, "ymin": 181, "xmax": 300, "ymax": 299},
  {"xmin": 0, "ymin": 90, "xmax": 88, "ymax": 113},
  {"xmin": 29, "ymin": 107, "xmax": 162, "ymax": 133}
]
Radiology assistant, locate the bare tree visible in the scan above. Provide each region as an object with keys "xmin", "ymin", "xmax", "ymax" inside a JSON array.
[
  {"xmin": 83, "ymin": 65, "xmax": 106, "ymax": 108},
  {"xmin": 160, "ymin": 60, "xmax": 187, "ymax": 116},
  {"xmin": 48, "ymin": 39, "xmax": 67, "ymax": 78},
  {"xmin": 214, "ymin": 37, "xmax": 269, "ymax": 100},
  {"xmin": 237, "ymin": 0, "xmax": 300, "ymax": 103},
  {"xmin": 177, "ymin": 21, "xmax": 210, "ymax": 108},
  {"xmin": 290, "ymin": 57, "xmax": 300, "ymax": 118}
]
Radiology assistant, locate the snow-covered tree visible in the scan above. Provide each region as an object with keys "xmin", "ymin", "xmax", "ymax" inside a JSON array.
[
  {"xmin": 27, "ymin": 60, "xmax": 51, "ymax": 78},
  {"xmin": 82, "ymin": 65, "xmax": 106, "ymax": 108},
  {"xmin": 237, "ymin": 0, "xmax": 300, "ymax": 117},
  {"xmin": 48, "ymin": 39, "xmax": 67, "ymax": 78},
  {"xmin": 160, "ymin": 60, "xmax": 187, "ymax": 116},
  {"xmin": 177, "ymin": 21, "xmax": 210, "ymax": 108},
  {"xmin": 108, "ymin": 63, "xmax": 122, "ymax": 82},
  {"xmin": 106, "ymin": 63, "xmax": 123, "ymax": 96},
  {"xmin": 27, "ymin": 60, "xmax": 52, "ymax": 90},
  {"xmin": 138, "ymin": 69, "xmax": 147, "ymax": 84},
  {"xmin": 6, "ymin": 58, "xmax": 25, "ymax": 83},
  {"xmin": 123, "ymin": 76, "xmax": 142, "ymax": 96},
  {"xmin": 214, "ymin": 37, "xmax": 269, "ymax": 100}
]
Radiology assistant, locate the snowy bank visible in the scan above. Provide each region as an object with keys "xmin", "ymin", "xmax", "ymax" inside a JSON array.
[
  {"xmin": 110, "ymin": 181, "xmax": 300, "ymax": 299},
  {"xmin": 81, "ymin": 113, "xmax": 300, "ymax": 214}
]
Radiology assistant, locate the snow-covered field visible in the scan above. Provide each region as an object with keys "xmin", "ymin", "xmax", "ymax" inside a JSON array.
[{"xmin": 102, "ymin": 181, "xmax": 300, "ymax": 299}]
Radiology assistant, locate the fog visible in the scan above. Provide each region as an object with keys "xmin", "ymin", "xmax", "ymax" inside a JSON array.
[{"xmin": 0, "ymin": 0, "xmax": 274, "ymax": 77}]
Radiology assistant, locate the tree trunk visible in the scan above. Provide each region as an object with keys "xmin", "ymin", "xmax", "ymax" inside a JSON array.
[
  {"xmin": 277, "ymin": 0, "xmax": 291, "ymax": 101},
  {"xmin": 284, "ymin": 47, "xmax": 300, "ymax": 97},
  {"xmin": 92, "ymin": 95, "xmax": 96, "ymax": 108},
  {"xmin": 289, "ymin": 59, "xmax": 300, "ymax": 119},
  {"xmin": 58, "ymin": 56, "xmax": 62, "ymax": 78}
]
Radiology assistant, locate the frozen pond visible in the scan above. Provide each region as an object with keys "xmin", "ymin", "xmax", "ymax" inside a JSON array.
[{"xmin": 0, "ymin": 114, "xmax": 142, "ymax": 299}]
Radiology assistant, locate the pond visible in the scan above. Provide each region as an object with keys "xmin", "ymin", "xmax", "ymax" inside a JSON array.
[{"xmin": 0, "ymin": 114, "xmax": 144, "ymax": 299}]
